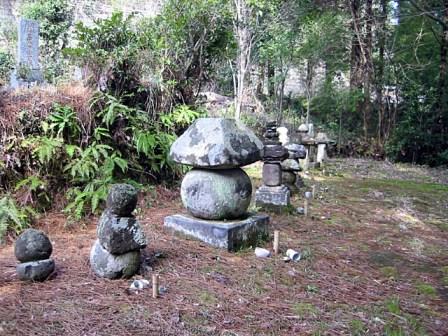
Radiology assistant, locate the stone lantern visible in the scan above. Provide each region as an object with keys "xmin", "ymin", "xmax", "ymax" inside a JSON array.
[{"xmin": 164, "ymin": 118, "xmax": 269, "ymax": 251}]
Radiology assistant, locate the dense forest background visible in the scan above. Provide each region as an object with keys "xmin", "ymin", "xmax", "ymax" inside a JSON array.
[{"xmin": 0, "ymin": 0, "xmax": 447, "ymax": 232}]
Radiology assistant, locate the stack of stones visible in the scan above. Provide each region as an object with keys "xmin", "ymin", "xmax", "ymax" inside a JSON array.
[
  {"xmin": 282, "ymin": 143, "xmax": 307, "ymax": 191},
  {"xmin": 90, "ymin": 184, "xmax": 147, "ymax": 279},
  {"xmin": 255, "ymin": 121, "xmax": 290, "ymax": 211},
  {"xmin": 164, "ymin": 117, "xmax": 269, "ymax": 251},
  {"xmin": 15, "ymin": 229, "xmax": 54, "ymax": 281}
]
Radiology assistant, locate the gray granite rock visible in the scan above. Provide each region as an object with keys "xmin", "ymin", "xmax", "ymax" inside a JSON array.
[
  {"xmin": 16, "ymin": 259, "xmax": 54, "ymax": 281},
  {"xmin": 89, "ymin": 239, "xmax": 140, "ymax": 279},
  {"xmin": 181, "ymin": 168, "xmax": 252, "ymax": 220},
  {"xmin": 263, "ymin": 144, "xmax": 289, "ymax": 161},
  {"xmin": 169, "ymin": 118, "xmax": 263, "ymax": 168},
  {"xmin": 14, "ymin": 229, "xmax": 52, "ymax": 262},
  {"xmin": 97, "ymin": 211, "xmax": 147, "ymax": 254},
  {"xmin": 255, "ymin": 185, "xmax": 290, "ymax": 210},
  {"xmin": 285, "ymin": 144, "xmax": 307, "ymax": 159},
  {"xmin": 262, "ymin": 163, "xmax": 282, "ymax": 186},
  {"xmin": 106, "ymin": 184, "xmax": 138, "ymax": 216},
  {"xmin": 164, "ymin": 214, "xmax": 269, "ymax": 251},
  {"xmin": 281, "ymin": 159, "xmax": 301, "ymax": 171},
  {"xmin": 282, "ymin": 171, "xmax": 296, "ymax": 185}
]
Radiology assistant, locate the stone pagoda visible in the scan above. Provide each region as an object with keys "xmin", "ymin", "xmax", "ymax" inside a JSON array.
[{"xmin": 255, "ymin": 121, "xmax": 290, "ymax": 212}]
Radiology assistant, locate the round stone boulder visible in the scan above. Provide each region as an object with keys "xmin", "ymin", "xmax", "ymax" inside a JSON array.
[
  {"xmin": 14, "ymin": 229, "xmax": 52, "ymax": 262},
  {"xmin": 106, "ymin": 184, "xmax": 138, "ymax": 216},
  {"xmin": 281, "ymin": 159, "xmax": 301, "ymax": 172},
  {"xmin": 90, "ymin": 240, "xmax": 140, "ymax": 279},
  {"xmin": 181, "ymin": 168, "xmax": 252, "ymax": 220},
  {"xmin": 97, "ymin": 211, "xmax": 147, "ymax": 254},
  {"xmin": 16, "ymin": 259, "xmax": 55, "ymax": 281},
  {"xmin": 169, "ymin": 118, "xmax": 263, "ymax": 168}
]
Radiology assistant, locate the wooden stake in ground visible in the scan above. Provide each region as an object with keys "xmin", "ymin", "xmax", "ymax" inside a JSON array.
[
  {"xmin": 311, "ymin": 185, "xmax": 316, "ymax": 198},
  {"xmin": 304, "ymin": 198, "xmax": 309, "ymax": 217},
  {"xmin": 152, "ymin": 274, "xmax": 159, "ymax": 299},
  {"xmin": 273, "ymin": 230, "xmax": 280, "ymax": 255}
]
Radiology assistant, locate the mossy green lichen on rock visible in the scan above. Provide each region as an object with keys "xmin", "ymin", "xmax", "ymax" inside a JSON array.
[{"xmin": 106, "ymin": 184, "xmax": 138, "ymax": 216}]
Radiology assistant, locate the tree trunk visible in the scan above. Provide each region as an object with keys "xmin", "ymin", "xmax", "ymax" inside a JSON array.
[
  {"xmin": 233, "ymin": 0, "xmax": 252, "ymax": 120},
  {"xmin": 435, "ymin": 3, "xmax": 448, "ymax": 148},
  {"xmin": 375, "ymin": 0, "xmax": 387, "ymax": 146},
  {"xmin": 349, "ymin": 0, "xmax": 362, "ymax": 89},
  {"xmin": 362, "ymin": 0, "xmax": 374, "ymax": 141}
]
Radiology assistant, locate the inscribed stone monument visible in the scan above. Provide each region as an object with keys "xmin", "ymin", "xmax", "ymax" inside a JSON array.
[{"xmin": 10, "ymin": 18, "xmax": 43, "ymax": 88}]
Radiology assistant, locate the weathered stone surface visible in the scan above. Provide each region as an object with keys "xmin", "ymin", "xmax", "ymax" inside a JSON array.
[
  {"xmin": 106, "ymin": 184, "xmax": 138, "ymax": 216},
  {"xmin": 285, "ymin": 143, "xmax": 307, "ymax": 159},
  {"xmin": 316, "ymin": 132, "xmax": 332, "ymax": 144},
  {"xmin": 317, "ymin": 143, "xmax": 327, "ymax": 163},
  {"xmin": 255, "ymin": 185, "xmax": 290, "ymax": 210},
  {"xmin": 97, "ymin": 211, "xmax": 147, "ymax": 254},
  {"xmin": 90, "ymin": 240, "xmax": 140, "ymax": 279},
  {"xmin": 169, "ymin": 118, "xmax": 263, "ymax": 168},
  {"xmin": 282, "ymin": 171, "xmax": 296, "ymax": 185},
  {"xmin": 281, "ymin": 159, "xmax": 301, "ymax": 171},
  {"xmin": 14, "ymin": 229, "xmax": 52, "ymax": 262},
  {"xmin": 295, "ymin": 175, "xmax": 305, "ymax": 188},
  {"xmin": 181, "ymin": 168, "xmax": 252, "ymax": 220},
  {"xmin": 164, "ymin": 214, "xmax": 269, "ymax": 251},
  {"xmin": 263, "ymin": 144, "xmax": 288, "ymax": 161},
  {"xmin": 262, "ymin": 163, "xmax": 282, "ymax": 187},
  {"xmin": 16, "ymin": 259, "xmax": 54, "ymax": 281},
  {"xmin": 298, "ymin": 124, "xmax": 309, "ymax": 133}
]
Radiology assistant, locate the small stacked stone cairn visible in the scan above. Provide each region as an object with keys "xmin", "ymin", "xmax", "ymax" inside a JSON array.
[
  {"xmin": 282, "ymin": 143, "xmax": 307, "ymax": 191},
  {"xmin": 255, "ymin": 121, "xmax": 290, "ymax": 212},
  {"xmin": 90, "ymin": 184, "xmax": 147, "ymax": 279},
  {"xmin": 164, "ymin": 117, "xmax": 269, "ymax": 251},
  {"xmin": 15, "ymin": 229, "xmax": 54, "ymax": 281}
]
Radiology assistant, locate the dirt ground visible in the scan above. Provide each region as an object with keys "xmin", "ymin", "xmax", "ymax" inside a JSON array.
[{"xmin": 0, "ymin": 158, "xmax": 447, "ymax": 336}]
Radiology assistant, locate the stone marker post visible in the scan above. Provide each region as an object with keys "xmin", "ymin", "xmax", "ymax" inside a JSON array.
[{"xmin": 10, "ymin": 18, "xmax": 43, "ymax": 88}]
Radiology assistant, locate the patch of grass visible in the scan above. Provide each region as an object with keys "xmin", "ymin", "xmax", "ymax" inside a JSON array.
[
  {"xmin": 385, "ymin": 296, "xmax": 400, "ymax": 315},
  {"xmin": 358, "ymin": 178, "xmax": 448, "ymax": 195},
  {"xmin": 379, "ymin": 266, "xmax": 399, "ymax": 280},
  {"xmin": 349, "ymin": 319, "xmax": 366, "ymax": 335},
  {"xmin": 305, "ymin": 284, "xmax": 319, "ymax": 294},
  {"xmin": 415, "ymin": 282, "xmax": 437, "ymax": 298},
  {"xmin": 384, "ymin": 324, "xmax": 405, "ymax": 336},
  {"xmin": 198, "ymin": 291, "xmax": 218, "ymax": 307},
  {"xmin": 291, "ymin": 302, "xmax": 318, "ymax": 318}
]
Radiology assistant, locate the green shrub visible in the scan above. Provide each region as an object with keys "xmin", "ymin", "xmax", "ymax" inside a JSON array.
[{"xmin": 0, "ymin": 195, "xmax": 36, "ymax": 242}]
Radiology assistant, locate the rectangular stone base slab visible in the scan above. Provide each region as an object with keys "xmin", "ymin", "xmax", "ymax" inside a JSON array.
[
  {"xmin": 164, "ymin": 214, "xmax": 270, "ymax": 252},
  {"xmin": 255, "ymin": 185, "xmax": 290, "ymax": 213}
]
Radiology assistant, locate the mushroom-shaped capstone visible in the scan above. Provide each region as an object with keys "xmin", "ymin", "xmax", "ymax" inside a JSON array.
[
  {"xmin": 169, "ymin": 118, "xmax": 263, "ymax": 168},
  {"xmin": 298, "ymin": 123, "xmax": 309, "ymax": 133}
]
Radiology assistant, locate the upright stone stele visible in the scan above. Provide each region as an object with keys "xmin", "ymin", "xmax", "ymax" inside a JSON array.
[
  {"xmin": 255, "ymin": 121, "xmax": 290, "ymax": 212},
  {"xmin": 10, "ymin": 18, "xmax": 43, "ymax": 88},
  {"xmin": 164, "ymin": 118, "xmax": 269, "ymax": 252}
]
